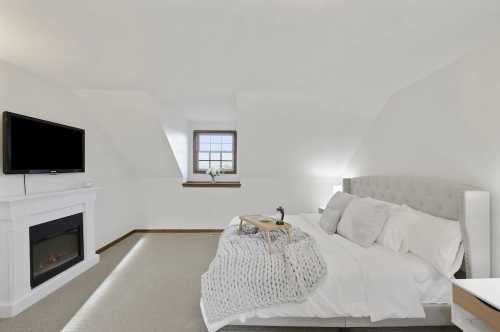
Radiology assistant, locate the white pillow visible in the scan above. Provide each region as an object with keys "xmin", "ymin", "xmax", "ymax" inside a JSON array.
[
  {"xmin": 326, "ymin": 191, "xmax": 355, "ymax": 213},
  {"xmin": 337, "ymin": 197, "xmax": 390, "ymax": 247},
  {"xmin": 318, "ymin": 208, "xmax": 342, "ymax": 234},
  {"xmin": 407, "ymin": 210, "xmax": 464, "ymax": 278},
  {"xmin": 376, "ymin": 207, "xmax": 420, "ymax": 253}
]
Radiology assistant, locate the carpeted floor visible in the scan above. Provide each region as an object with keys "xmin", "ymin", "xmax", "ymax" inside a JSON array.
[{"xmin": 0, "ymin": 233, "xmax": 460, "ymax": 332}]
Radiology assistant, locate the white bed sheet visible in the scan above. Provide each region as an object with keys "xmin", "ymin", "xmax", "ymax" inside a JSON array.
[
  {"xmin": 201, "ymin": 213, "xmax": 451, "ymax": 332},
  {"xmin": 296, "ymin": 213, "xmax": 452, "ymax": 305}
]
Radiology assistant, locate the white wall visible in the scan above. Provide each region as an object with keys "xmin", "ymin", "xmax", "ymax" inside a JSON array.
[
  {"xmin": 162, "ymin": 115, "xmax": 189, "ymax": 181},
  {"xmin": 0, "ymin": 61, "xmax": 144, "ymax": 248},
  {"xmin": 236, "ymin": 93, "xmax": 373, "ymax": 179},
  {"xmin": 139, "ymin": 177, "xmax": 335, "ymax": 229},
  {"xmin": 346, "ymin": 45, "xmax": 500, "ymax": 276},
  {"xmin": 75, "ymin": 90, "xmax": 180, "ymax": 179}
]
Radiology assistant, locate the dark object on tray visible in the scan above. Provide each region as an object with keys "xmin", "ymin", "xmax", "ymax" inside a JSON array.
[{"xmin": 276, "ymin": 206, "xmax": 285, "ymax": 225}]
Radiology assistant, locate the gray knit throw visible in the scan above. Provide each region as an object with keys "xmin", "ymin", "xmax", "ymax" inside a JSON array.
[{"xmin": 201, "ymin": 225, "xmax": 327, "ymax": 323}]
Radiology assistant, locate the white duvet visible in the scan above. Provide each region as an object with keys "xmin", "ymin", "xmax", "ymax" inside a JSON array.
[{"xmin": 201, "ymin": 213, "xmax": 451, "ymax": 332}]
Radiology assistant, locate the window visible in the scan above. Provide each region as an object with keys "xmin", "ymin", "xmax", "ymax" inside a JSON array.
[{"xmin": 193, "ymin": 130, "xmax": 237, "ymax": 174}]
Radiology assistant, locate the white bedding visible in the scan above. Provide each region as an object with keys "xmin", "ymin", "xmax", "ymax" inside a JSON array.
[{"xmin": 201, "ymin": 213, "xmax": 451, "ymax": 332}]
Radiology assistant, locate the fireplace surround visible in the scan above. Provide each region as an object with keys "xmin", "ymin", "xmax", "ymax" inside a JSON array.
[{"xmin": 0, "ymin": 187, "xmax": 99, "ymax": 317}]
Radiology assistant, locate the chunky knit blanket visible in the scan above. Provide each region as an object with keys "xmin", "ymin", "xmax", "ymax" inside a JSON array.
[{"xmin": 201, "ymin": 225, "xmax": 327, "ymax": 323}]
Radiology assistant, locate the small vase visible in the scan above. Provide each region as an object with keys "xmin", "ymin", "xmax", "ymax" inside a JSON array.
[{"xmin": 210, "ymin": 175, "xmax": 216, "ymax": 184}]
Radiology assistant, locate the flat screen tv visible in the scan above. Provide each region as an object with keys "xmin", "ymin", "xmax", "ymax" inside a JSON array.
[{"xmin": 3, "ymin": 112, "xmax": 85, "ymax": 174}]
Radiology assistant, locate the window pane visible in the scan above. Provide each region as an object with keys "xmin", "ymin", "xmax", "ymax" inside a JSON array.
[
  {"xmin": 210, "ymin": 143, "xmax": 221, "ymax": 151},
  {"xmin": 222, "ymin": 161, "xmax": 233, "ymax": 170},
  {"xmin": 210, "ymin": 135, "xmax": 222, "ymax": 144},
  {"xmin": 210, "ymin": 161, "xmax": 221, "ymax": 169},
  {"xmin": 198, "ymin": 152, "xmax": 209, "ymax": 160},
  {"xmin": 194, "ymin": 131, "xmax": 236, "ymax": 173},
  {"xmin": 210, "ymin": 152, "xmax": 221, "ymax": 161},
  {"xmin": 198, "ymin": 161, "xmax": 209, "ymax": 170},
  {"xmin": 199, "ymin": 135, "xmax": 211, "ymax": 144},
  {"xmin": 222, "ymin": 153, "xmax": 232, "ymax": 160}
]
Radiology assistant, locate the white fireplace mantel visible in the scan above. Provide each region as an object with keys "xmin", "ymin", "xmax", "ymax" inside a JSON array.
[{"xmin": 0, "ymin": 187, "xmax": 100, "ymax": 318}]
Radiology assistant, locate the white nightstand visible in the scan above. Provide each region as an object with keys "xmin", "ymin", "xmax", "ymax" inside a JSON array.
[{"xmin": 452, "ymin": 279, "xmax": 500, "ymax": 332}]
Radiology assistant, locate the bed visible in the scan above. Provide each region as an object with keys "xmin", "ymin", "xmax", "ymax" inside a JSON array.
[{"xmin": 201, "ymin": 176, "xmax": 490, "ymax": 330}]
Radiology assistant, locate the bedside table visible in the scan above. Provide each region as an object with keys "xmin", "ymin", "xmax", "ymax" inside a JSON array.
[{"xmin": 452, "ymin": 279, "xmax": 500, "ymax": 332}]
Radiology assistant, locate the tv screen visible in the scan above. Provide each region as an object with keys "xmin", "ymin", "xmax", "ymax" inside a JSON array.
[{"xmin": 3, "ymin": 112, "xmax": 85, "ymax": 174}]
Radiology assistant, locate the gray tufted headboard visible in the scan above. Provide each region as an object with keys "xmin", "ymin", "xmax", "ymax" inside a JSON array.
[{"xmin": 343, "ymin": 176, "xmax": 490, "ymax": 278}]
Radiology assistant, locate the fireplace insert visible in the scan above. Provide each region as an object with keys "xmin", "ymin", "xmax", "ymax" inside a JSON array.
[{"xmin": 29, "ymin": 213, "xmax": 84, "ymax": 288}]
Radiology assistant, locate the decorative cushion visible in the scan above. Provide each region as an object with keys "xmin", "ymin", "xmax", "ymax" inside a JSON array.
[
  {"xmin": 325, "ymin": 191, "xmax": 355, "ymax": 213},
  {"xmin": 337, "ymin": 197, "xmax": 390, "ymax": 247},
  {"xmin": 318, "ymin": 208, "xmax": 342, "ymax": 234}
]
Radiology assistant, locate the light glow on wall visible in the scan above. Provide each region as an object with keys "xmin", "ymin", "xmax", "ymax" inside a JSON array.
[
  {"xmin": 333, "ymin": 184, "xmax": 343, "ymax": 194},
  {"xmin": 163, "ymin": 127, "xmax": 189, "ymax": 181}
]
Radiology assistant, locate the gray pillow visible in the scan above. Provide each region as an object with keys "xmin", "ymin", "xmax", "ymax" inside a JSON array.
[
  {"xmin": 337, "ymin": 197, "xmax": 389, "ymax": 247},
  {"xmin": 326, "ymin": 191, "xmax": 355, "ymax": 213},
  {"xmin": 319, "ymin": 208, "xmax": 342, "ymax": 234}
]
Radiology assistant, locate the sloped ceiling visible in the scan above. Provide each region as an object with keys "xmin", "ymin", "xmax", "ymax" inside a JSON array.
[
  {"xmin": 1, "ymin": 0, "xmax": 500, "ymax": 179},
  {"xmin": 76, "ymin": 90, "xmax": 180, "ymax": 178}
]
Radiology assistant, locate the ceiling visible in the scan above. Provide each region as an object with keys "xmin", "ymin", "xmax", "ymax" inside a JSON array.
[{"xmin": 2, "ymin": 1, "xmax": 500, "ymax": 95}]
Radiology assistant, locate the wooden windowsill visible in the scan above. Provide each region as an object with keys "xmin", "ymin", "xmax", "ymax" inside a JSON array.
[{"xmin": 182, "ymin": 181, "xmax": 241, "ymax": 188}]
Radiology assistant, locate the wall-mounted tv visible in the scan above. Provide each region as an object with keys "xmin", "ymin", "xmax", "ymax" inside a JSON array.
[{"xmin": 3, "ymin": 112, "xmax": 85, "ymax": 174}]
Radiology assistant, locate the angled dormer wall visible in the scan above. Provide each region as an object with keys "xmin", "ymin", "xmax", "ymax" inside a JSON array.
[{"xmin": 346, "ymin": 45, "xmax": 500, "ymax": 275}]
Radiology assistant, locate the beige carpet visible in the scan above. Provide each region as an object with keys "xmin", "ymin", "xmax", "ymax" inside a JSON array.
[
  {"xmin": 0, "ymin": 233, "xmax": 145, "ymax": 332},
  {"xmin": 0, "ymin": 233, "xmax": 459, "ymax": 332}
]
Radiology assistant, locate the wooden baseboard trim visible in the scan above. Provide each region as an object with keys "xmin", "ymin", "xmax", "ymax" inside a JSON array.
[
  {"xmin": 96, "ymin": 230, "xmax": 136, "ymax": 254},
  {"xmin": 96, "ymin": 228, "xmax": 223, "ymax": 254},
  {"xmin": 135, "ymin": 229, "xmax": 223, "ymax": 233}
]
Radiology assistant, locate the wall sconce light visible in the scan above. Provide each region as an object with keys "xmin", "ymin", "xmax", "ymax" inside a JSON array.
[{"xmin": 333, "ymin": 184, "xmax": 343, "ymax": 194}]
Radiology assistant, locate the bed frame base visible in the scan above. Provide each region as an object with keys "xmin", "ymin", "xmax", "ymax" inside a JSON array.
[{"xmin": 230, "ymin": 304, "xmax": 451, "ymax": 328}]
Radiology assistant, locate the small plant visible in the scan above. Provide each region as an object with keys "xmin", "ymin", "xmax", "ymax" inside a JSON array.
[{"xmin": 206, "ymin": 166, "xmax": 223, "ymax": 183}]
